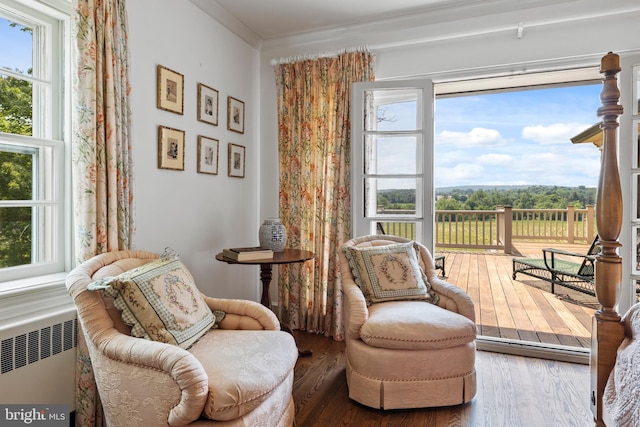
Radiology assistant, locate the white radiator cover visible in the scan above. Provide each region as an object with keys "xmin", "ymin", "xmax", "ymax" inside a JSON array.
[{"xmin": 0, "ymin": 282, "xmax": 77, "ymax": 411}]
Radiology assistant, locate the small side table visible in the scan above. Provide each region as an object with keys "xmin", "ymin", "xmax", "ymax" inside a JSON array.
[{"xmin": 216, "ymin": 248, "xmax": 315, "ymax": 356}]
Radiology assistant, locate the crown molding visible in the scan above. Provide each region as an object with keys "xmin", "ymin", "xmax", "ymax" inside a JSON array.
[
  {"xmin": 261, "ymin": 0, "xmax": 640, "ymax": 54},
  {"xmin": 190, "ymin": 0, "xmax": 640, "ymax": 54},
  {"xmin": 188, "ymin": 0, "xmax": 263, "ymax": 49}
]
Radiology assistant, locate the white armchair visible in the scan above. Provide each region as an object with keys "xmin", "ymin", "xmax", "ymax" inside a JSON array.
[
  {"xmin": 66, "ymin": 250, "xmax": 297, "ymax": 426},
  {"xmin": 339, "ymin": 235, "xmax": 477, "ymax": 410}
]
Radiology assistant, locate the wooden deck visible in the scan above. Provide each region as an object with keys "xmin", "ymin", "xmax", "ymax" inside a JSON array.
[{"xmin": 438, "ymin": 241, "xmax": 596, "ymax": 348}]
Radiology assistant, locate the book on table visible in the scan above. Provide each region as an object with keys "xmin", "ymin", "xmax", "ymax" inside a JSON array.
[{"xmin": 222, "ymin": 246, "xmax": 274, "ymax": 261}]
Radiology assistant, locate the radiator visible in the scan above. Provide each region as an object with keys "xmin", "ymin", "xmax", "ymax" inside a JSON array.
[{"xmin": 0, "ymin": 292, "xmax": 77, "ymax": 411}]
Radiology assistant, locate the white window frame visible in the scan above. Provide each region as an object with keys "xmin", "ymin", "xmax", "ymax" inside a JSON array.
[
  {"xmin": 351, "ymin": 79, "xmax": 434, "ymax": 249},
  {"xmin": 0, "ymin": 0, "xmax": 71, "ymax": 287}
]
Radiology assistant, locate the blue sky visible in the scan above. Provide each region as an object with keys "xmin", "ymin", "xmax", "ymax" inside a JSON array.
[
  {"xmin": 434, "ymin": 84, "xmax": 602, "ymax": 189},
  {"xmin": 0, "ymin": 17, "xmax": 32, "ymax": 74},
  {"xmin": 376, "ymin": 83, "xmax": 602, "ymax": 189}
]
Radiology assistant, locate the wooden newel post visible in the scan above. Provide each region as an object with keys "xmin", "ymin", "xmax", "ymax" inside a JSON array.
[{"xmin": 590, "ymin": 52, "xmax": 625, "ymax": 427}]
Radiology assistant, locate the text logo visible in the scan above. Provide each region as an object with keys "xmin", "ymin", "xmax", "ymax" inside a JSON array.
[{"xmin": 0, "ymin": 405, "xmax": 68, "ymax": 426}]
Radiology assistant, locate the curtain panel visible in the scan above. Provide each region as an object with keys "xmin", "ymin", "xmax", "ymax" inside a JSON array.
[
  {"xmin": 71, "ymin": 0, "xmax": 134, "ymax": 425},
  {"xmin": 72, "ymin": 0, "xmax": 134, "ymax": 263},
  {"xmin": 275, "ymin": 50, "xmax": 374, "ymax": 340}
]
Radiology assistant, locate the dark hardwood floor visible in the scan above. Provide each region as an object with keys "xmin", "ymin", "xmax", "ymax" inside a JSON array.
[{"xmin": 292, "ymin": 331, "xmax": 592, "ymax": 427}]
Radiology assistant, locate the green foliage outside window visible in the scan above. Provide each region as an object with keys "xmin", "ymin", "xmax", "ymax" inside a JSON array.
[{"xmin": 0, "ymin": 72, "xmax": 34, "ymax": 268}]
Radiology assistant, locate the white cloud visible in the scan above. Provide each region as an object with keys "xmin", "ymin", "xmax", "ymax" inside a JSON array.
[
  {"xmin": 435, "ymin": 163, "xmax": 485, "ymax": 185},
  {"xmin": 521, "ymin": 123, "xmax": 592, "ymax": 145},
  {"xmin": 477, "ymin": 153, "xmax": 514, "ymax": 166},
  {"xmin": 436, "ymin": 149, "xmax": 477, "ymax": 165},
  {"xmin": 437, "ymin": 127, "xmax": 504, "ymax": 147}
]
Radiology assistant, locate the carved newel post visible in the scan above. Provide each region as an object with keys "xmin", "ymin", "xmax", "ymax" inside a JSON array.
[{"xmin": 590, "ymin": 52, "xmax": 625, "ymax": 426}]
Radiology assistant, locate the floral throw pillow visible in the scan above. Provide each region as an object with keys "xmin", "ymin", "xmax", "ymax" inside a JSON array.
[
  {"xmin": 342, "ymin": 241, "xmax": 438, "ymax": 306},
  {"xmin": 88, "ymin": 248, "xmax": 224, "ymax": 349}
]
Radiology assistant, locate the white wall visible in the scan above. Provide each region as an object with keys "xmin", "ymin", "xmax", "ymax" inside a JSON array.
[
  {"xmin": 258, "ymin": 0, "xmax": 640, "ymax": 309},
  {"xmin": 127, "ymin": 0, "xmax": 263, "ymax": 300},
  {"xmin": 124, "ymin": 0, "xmax": 640, "ymax": 306}
]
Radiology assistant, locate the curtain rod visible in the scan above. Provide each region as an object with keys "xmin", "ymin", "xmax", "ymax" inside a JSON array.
[{"xmin": 270, "ymin": 46, "xmax": 371, "ymax": 66}]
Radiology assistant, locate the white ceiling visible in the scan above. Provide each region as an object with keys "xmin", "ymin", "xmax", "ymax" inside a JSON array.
[
  {"xmin": 190, "ymin": 0, "xmax": 640, "ymax": 53},
  {"xmin": 209, "ymin": 0, "xmax": 511, "ymax": 40}
]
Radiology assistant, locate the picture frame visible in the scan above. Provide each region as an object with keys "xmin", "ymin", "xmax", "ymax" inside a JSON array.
[
  {"xmin": 633, "ymin": 65, "xmax": 640, "ymax": 116},
  {"xmin": 156, "ymin": 65, "xmax": 184, "ymax": 115},
  {"xmin": 197, "ymin": 83, "xmax": 219, "ymax": 126},
  {"xmin": 158, "ymin": 125, "xmax": 185, "ymax": 170},
  {"xmin": 228, "ymin": 143, "xmax": 245, "ymax": 178},
  {"xmin": 634, "ymin": 172, "xmax": 640, "ymax": 220},
  {"xmin": 197, "ymin": 136, "xmax": 219, "ymax": 175},
  {"xmin": 227, "ymin": 96, "xmax": 245, "ymax": 134},
  {"xmin": 635, "ymin": 120, "xmax": 640, "ymax": 169},
  {"xmin": 634, "ymin": 225, "xmax": 640, "ymax": 275}
]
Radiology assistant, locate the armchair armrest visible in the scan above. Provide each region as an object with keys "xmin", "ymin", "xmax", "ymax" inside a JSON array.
[
  {"xmin": 90, "ymin": 326, "xmax": 208, "ymax": 426},
  {"xmin": 429, "ymin": 277, "xmax": 476, "ymax": 322},
  {"xmin": 200, "ymin": 295, "xmax": 280, "ymax": 331},
  {"xmin": 340, "ymin": 265, "xmax": 369, "ymax": 340}
]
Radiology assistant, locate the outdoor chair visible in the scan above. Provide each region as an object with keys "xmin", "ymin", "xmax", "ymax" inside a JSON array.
[{"xmin": 512, "ymin": 236, "xmax": 599, "ymax": 295}]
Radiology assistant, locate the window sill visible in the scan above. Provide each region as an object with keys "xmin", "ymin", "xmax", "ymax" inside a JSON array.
[{"xmin": 0, "ymin": 273, "xmax": 75, "ymax": 326}]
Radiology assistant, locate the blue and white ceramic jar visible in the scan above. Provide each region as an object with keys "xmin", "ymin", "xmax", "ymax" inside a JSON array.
[{"xmin": 259, "ymin": 218, "xmax": 287, "ymax": 252}]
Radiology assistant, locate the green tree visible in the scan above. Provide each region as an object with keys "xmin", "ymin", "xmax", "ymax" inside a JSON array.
[
  {"xmin": 0, "ymin": 74, "xmax": 32, "ymax": 135},
  {"xmin": 436, "ymin": 197, "xmax": 465, "ymax": 210},
  {"xmin": 0, "ymin": 72, "xmax": 33, "ymax": 267}
]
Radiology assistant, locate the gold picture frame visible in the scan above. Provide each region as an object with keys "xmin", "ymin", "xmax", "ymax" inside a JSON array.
[
  {"xmin": 197, "ymin": 83, "xmax": 218, "ymax": 126},
  {"xmin": 197, "ymin": 136, "xmax": 219, "ymax": 175},
  {"xmin": 158, "ymin": 125, "xmax": 185, "ymax": 170},
  {"xmin": 228, "ymin": 143, "xmax": 245, "ymax": 178},
  {"xmin": 227, "ymin": 96, "xmax": 245, "ymax": 134},
  {"xmin": 156, "ymin": 65, "xmax": 184, "ymax": 115}
]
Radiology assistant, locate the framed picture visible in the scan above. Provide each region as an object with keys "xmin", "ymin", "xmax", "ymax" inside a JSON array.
[
  {"xmin": 634, "ymin": 225, "xmax": 640, "ymax": 275},
  {"xmin": 156, "ymin": 65, "xmax": 184, "ymax": 115},
  {"xmin": 228, "ymin": 143, "xmax": 245, "ymax": 178},
  {"xmin": 635, "ymin": 120, "xmax": 640, "ymax": 169},
  {"xmin": 633, "ymin": 65, "xmax": 640, "ymax": 116},
  {"xmin": 634, "ymin": 173, "xmax": 640, "ymax": 220},
  {"xmin": 197, "ymin": 136, "xmax": 219, "ymax": 175},
  {"xmin": 227, "ymin": 96, "xmax": 245, "ymax": 134},
  {"xmin": 158, "ymin": 125, "xmax": 185, "ymax": 170},
  {"xmin": 197, "ymin": 83, "xmax": 218, "ymax": 126}
]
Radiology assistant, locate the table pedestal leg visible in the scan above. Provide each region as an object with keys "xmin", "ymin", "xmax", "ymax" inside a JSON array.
[
  {"xmin": 259, "ymin": 264, "xmax": 272, "ymax": 308},
  {"xmin": 258, "ymin": 264, "xmax": 312, "ymax": 357}
]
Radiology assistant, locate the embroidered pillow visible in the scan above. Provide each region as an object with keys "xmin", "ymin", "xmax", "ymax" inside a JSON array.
[
  {"xmin": 88, "ymin": 248, "xmax": 224, "ymax": 349},
  {"xmin": 342, "ymin": 241, "xmax": 438, "ymax": 306}
]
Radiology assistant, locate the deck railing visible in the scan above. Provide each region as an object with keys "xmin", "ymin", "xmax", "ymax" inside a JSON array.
[{"xmin": 378, "ymin": 205, "xmax": 595, "ymax": 254}]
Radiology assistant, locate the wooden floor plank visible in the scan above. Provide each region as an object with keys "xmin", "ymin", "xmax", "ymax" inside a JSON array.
[
  {"xmin": 493, "ymin": 255, "xmax": 541, "ymax": 342},
  {"xmin": 437, "ymin": 242, "xmax": 595, "ymax": 348},
  {"xmin": 292, "ymin": 332, "xmax": 593, "ymax": 427},
  {"xmin": 485, "ymin": 255, "xmax": 520, "ymax": 340},
  {"xmin": 542, "ymin": 291, "xmax": 591, "ymax": 344}
]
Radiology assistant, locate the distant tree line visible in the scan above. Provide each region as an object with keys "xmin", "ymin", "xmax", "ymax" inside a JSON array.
[{"xmin": 377, "ymin": 186, "xmax": 597, "ymax": 211}]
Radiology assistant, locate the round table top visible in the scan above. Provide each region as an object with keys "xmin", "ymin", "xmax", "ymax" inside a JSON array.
[{"xmin": 215, "ymin": 248, "xmax": 315, "ymax": 265}]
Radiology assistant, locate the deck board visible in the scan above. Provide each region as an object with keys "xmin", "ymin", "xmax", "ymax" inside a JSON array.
[{"xmin": 438, "ymin": 241, "xmax": 595, "ymax": 348}]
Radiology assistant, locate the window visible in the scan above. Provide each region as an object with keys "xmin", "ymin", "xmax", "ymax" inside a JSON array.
[
  {"xmin": 351, "ymin": 79, "xmax": 434, "ymax": 247},
  {"xmin": 0, "ymin": 0, "xmax": 69, "ymax": 284}
]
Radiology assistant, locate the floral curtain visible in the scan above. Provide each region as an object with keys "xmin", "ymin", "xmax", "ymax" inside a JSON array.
[
  {"xmin": 274, "ymin": 50, "xmax": 374, "ymax": 340},
  {"xmin": 71, "ymin": 0, "xmax": 134, "ymax": 425}
]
